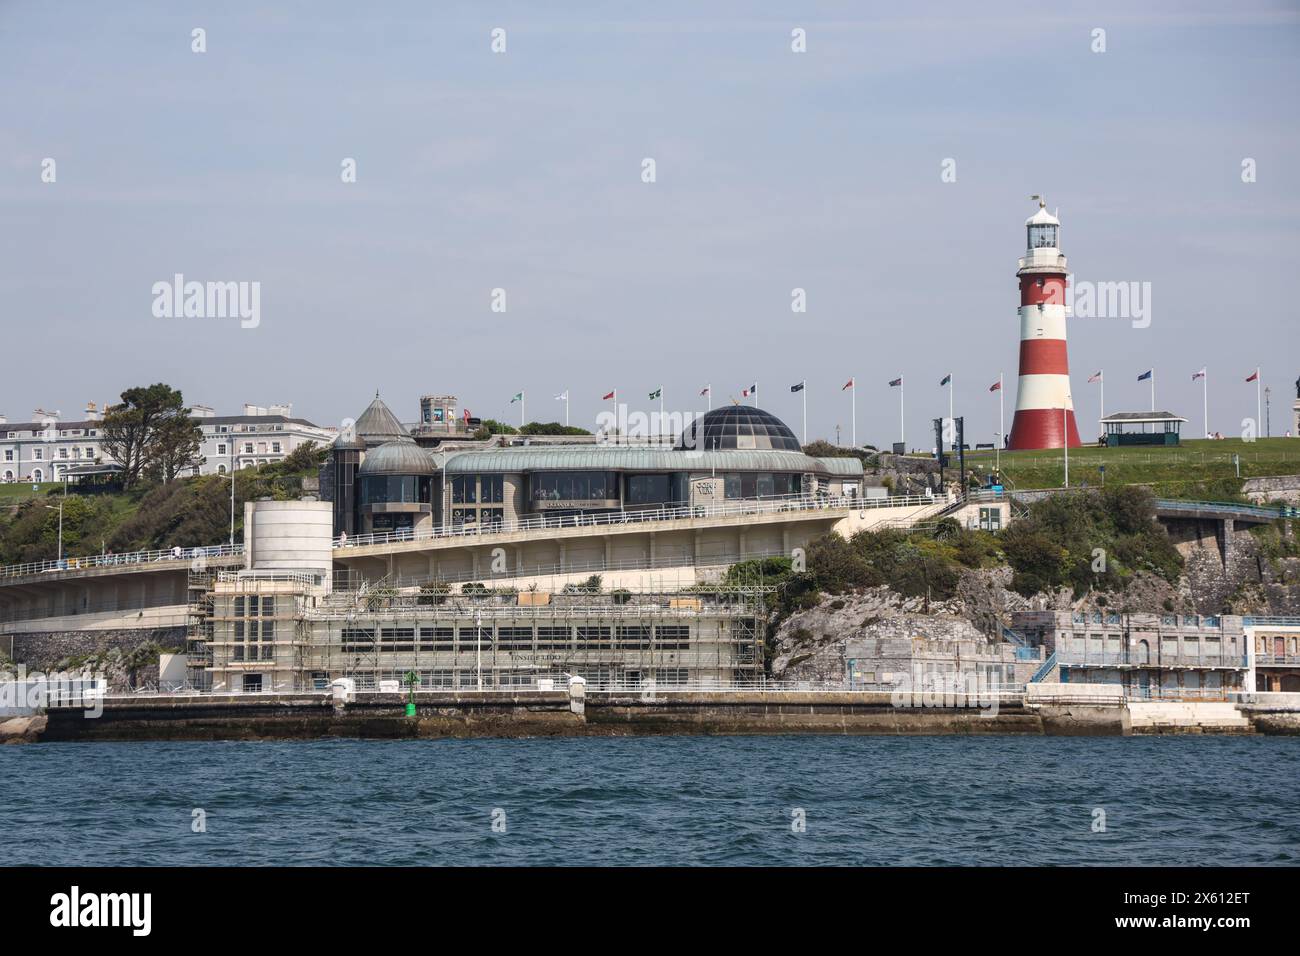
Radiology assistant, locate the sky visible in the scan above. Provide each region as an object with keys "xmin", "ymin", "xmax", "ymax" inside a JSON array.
[{"xmin": 2, "ymin": 0, "xmax": 1297, "ymax": 447}]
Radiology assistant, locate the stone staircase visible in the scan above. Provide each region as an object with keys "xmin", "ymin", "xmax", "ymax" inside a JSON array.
[{"xmin": 1127, "ymin": 701, "xmax": 1255, "ymax": 735}]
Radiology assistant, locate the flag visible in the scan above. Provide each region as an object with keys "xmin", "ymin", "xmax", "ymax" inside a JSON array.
[
  {"xmin": 699, "ymin": 385, "xmax": 710, "ymax": 396},
  {"xmin": 1137, "ymin": 369, "xmax": 1152, "ymax": 381},
  {"xmin": 888, "ymin": 377, "xmax": 902, "ymax": 387},
  {"xmin": 649, "ymin": 387, "xmax": 662, "ymax": 400},
  {"xmin": 1192, "ymin": 368, "xmax": 1206, "ymax": 381},
  {"xmin": 1088, "ymin": 371, "xmax": 1102, "ymax": 383},
  {"xmin": 742, "ymin": 383, "xmax": 756, "ymax": 397},
  {"xmin": 939, "ymin": 374, "xmax": 951, "ymax": 386},
  {"xmin": 790, "ymin": 382, "xmax": 804, "ymax": 393},
  {"xmin": 842, "ymin": 378, "xmax": 854, "ymax": 391},
  {"xmin": 463, "ymin": 408, "xmax": 470, "ymax": 423},
  {"xmin": 510, "ymin": 392, "xmax": 523, "ymax": 403},
  {"xmin": 554, "ymin": 391, "xmax": 568, "ymax": 401},
  {"xmin": 602, "ymin": 390, "xmax": 615, "ymax": 400},
  {"xmin": 989, "ymin": 380, "xmax": 1001, "ymax": 392},
  {"xmin": 1245, "ymin": 370, "xmax": 1259, "ymax": 383}
]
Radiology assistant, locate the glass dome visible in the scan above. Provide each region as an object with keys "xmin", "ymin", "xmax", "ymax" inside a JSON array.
[{"xmin": 678, "ymin": 406, "xmax": 802, "ymax": 452}]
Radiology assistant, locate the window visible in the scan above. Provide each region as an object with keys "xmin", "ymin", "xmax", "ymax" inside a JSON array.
[
  {"xmin": 480, "ymin": 474, "xmax": 504, "ymax": 503},
  {"xmin": 243, "ymin": 443, "xmax": 253, "ymax": 454},
  {"xmin": 33, "ymin": 448, "xmax": 43, "ymax": 461},
  {"xmin": 419, "ymin": 627, "xmax": 455, "ymax": 651},
  {"xmin": 531, "ymin": 471, "xmax": 617, "ymax": 502},
  {"xmin": 496, "ymin": 627, "xmax": 534, "ymax": 650},
  {"xmin": 242, "ymin": 675, "xmax": 263, "ymax": 693},
  {"xmin": 626, "ymin": 474, "xmax": 685, "ymax": 505},
  {"xmin": 654, "ymin": 625, "xmax": 691, "ymax": 650},
  {"xmin": 272, "ymin": 442, "xmax": 282, "ymax": 453},
  {"xmin": 3, "ymin": 451, "xmax": 11, "ymax": 461},
  {"xmin": 451, "ymin": 475, "xmax": 477, "ymax": 503},
  {"xmin": 217, "ymin": 443, "xmax": 227, "ymax": 455},
  {"xmin": 723, "ymin": 473, "xmax": 799, "ymax": 499}
]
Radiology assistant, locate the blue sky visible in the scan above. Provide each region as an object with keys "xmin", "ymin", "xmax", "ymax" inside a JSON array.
[{"xmin": 2, "ymin": 1, "xmax": 1297, "ymax": 444}]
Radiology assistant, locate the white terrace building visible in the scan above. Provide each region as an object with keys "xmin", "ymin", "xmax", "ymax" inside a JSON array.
[{"xmin": 0, "ymin": 402, "xmax": 335, "ymax": 483}]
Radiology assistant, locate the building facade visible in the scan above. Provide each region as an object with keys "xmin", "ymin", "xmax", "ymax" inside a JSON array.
[
  {"xmin": 325, "ymin": 395, "xmax": 865, "ymax": 539},
  {"xmin": 1012, "ymin": 610, "xmax": 1249, "ymax": 695},
  {"xmin": 0, "ymin": 402, "xmax": 333, "ymax": 483}
]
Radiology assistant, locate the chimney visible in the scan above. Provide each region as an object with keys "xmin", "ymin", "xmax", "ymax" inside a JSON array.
[{"xmin": 84, "ymin": 401, "xmax": 101, "ymax": 422}]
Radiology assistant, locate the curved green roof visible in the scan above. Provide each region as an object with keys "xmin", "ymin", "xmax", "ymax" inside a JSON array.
[{"xmin": 442, "ymin": 445, "xmax": 862, "ymax": 476}]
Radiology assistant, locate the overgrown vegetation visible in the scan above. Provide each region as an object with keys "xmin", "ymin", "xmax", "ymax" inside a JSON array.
[
  {"xmin": 999, "ymin": 486, "xmax": 1182, "ymax": 597},
  {"xmin": 0, "ymin": 442, "xmax": 328, "ymax": 564}
]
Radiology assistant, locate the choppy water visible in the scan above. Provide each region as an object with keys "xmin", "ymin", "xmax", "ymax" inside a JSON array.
[{"xmin": 1, "ymin": 736, "xmax": 1296, "ymax": 866}]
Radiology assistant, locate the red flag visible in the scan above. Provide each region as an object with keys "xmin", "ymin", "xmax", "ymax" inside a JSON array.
[
  {"xmin": 602, "ymin": 390, "xmax": 615, "ymax": 400},
  {"xmin": 1245, "ymin": 370, "xmax": 1259, "ymax": 383},
  {"xmin": 842, "ymin": 378, "xmax": 854, "ymax": 391},
  {"xmin": 463, "ymin": 408, "xmax": 470, "ymax": 423},
  {"xmin": 988, "ymin": 380, "xmax": 1001, "ymax": 392}
]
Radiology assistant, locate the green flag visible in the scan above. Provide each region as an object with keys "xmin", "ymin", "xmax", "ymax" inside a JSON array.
[
  {"xmin": 649, "ymin": 387, "xmax": 662, "ymax": 400},
  {"xmin": 510, "ymin": 392, "xmax": 523, "ymax": 403}
]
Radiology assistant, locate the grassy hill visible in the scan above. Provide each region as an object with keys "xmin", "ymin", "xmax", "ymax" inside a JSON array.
[{"xmin": 957, "ymin": 437, "xmax": 1300, "ymax": 496}]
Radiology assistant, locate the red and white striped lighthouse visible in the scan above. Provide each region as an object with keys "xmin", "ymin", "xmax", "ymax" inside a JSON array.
[{"xmin": 1006, "ymin": 197, "xmax": 1081, "ymax": 450}]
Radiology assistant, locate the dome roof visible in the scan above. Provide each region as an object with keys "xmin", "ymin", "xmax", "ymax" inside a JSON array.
[
  {"xmin": 357, "ymin": 441, "xmax": 436, "ymax": 476},
  {"xmin": 1026, "ymin": 203, "xmax": 1060, "ymax": 227},
  {"xmin": 678, "ymin": 405, "xmax": 802, "ymax": 452},
  {"xmin": 354, "ymin": 393, "xmax": 411, "ymax": 446}
]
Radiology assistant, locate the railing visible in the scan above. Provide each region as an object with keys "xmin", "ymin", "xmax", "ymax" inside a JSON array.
[
  {"xmin": 1256, "ymin": 654, "xmax": 1300, "ymax": 666},
  {"xmin": 0, "ymin": 543, "xmax": 243, "ymax": 581},
  {"xmin": 1243, "ymin": 616, "xmax": 1300, "ymax": 628},
  {"xmin": 1029, "ymin": 650, "xmax": 1057, "ymax": 683},
  {"xmin": 335, "ymin": 492, "xmax": 939, "ymax": 550},
  {"xmin": 1153, "ymin": 498, "xmax": 1287, "ymax": 520},
  {"xmin": 1057, "ymin": 649, "xmax": 1248, "ymax": 669}
]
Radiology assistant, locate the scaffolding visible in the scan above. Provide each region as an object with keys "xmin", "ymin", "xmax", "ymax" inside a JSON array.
[{"xmin": 202, "ymin": 572, "xmax": 773, "ymax": 693}]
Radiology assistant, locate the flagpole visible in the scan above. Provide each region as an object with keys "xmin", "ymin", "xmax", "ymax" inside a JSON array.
[
  {"xmin": 1203, "ymin": 371, "xmax": 1209, "ymax": 439},
  {"xmin": 613, "ymin": 388, "xmax": 618, "ymax": 445},
  {"xmin": 851, "ymin": 381, "xmax": 856, "ymax": 449},
  {"xmin": 802, "ymin": 383, "xmax": 807, "ymax": 446},
  {"xmin": 997, "ymin": 372, "xmax": 1003, "ymax": 473},
  {"xmin": 1150, "ymin": 369, "xmax": 1155, "ymax": 412},
  {"xmin": 1256, "ymin": 368, "xmax": 1262, "ymax": 434},
  {"xmin": 948, "ymin": 374, "xmax": 954, "ymax": 452},
  {"xmin": 521, "ymin": 390, "xmax": 526, "ymax": 428},
  {"xmin": 564, "ymin": 392, "xmax": 569, "ymax": 427},
  {"xmin": 1099, "ymin": 370, "xmax": 1104, "ymax": 430},
  {"xmin": 754, "ymin": 382, "xmax": 759, "ymax": 408},
  {"xmin": 707, "ymin": 385, "xmax": 712, "ymax": 412},
  {"xmin": 900, "ymin": 378, "xmax": 905, "ymax": 449}
]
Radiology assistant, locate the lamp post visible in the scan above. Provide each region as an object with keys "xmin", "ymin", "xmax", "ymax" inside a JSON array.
[{"xmin": 43, "ymin": 500, "xmax": 64, "ymax": 564}]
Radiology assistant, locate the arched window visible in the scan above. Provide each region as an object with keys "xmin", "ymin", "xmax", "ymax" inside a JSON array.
[
  {"xmin": 32, "ymin": 468, "xmax": 44, "ymax": 482},
  {"xmin": 2, "ymin": 470, "xmax": 12, "ymax": 482}
]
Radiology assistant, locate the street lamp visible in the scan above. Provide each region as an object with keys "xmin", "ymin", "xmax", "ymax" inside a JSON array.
[{"xmin": 43, "ymin": 500, "xmax": 64, "ymax": 564}]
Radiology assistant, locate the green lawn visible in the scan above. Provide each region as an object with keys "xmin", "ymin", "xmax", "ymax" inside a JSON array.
[
  {"xmin": 0, "ymin": 481, "xmax": 64, "ymax": 502},
  {"xmin": 953, "ymin": 437, "xmax": 1300, "ymax": 494}
]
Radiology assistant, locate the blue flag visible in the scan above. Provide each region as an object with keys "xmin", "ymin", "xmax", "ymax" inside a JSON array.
[{"xmin": 1137, "ymin": 369, "xmax": 1152, "ymax": 381}]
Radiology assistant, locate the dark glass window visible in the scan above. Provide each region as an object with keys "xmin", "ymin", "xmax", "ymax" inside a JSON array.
[
  {"xmin": 451, "ymin": 475, "xmax": 476, "ymax": 503},
  {"xmin": 479, "ymin": 474, "xmax": 504, "ymax": 503},
  {"xmin": 532, "ymin": 471, "xmax": 619, "ymax": 502}
]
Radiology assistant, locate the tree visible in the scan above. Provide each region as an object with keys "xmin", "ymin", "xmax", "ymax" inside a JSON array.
[
  {"xmin": 100, "ymin": 384, "xmax": 200, "ymax": 487},
  {"xmin": 145, "ymin": 413, "xmax": 203, "ymax": 483}
]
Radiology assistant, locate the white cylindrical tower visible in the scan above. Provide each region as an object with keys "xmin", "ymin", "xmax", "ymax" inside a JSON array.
[{"xmin": 1007, "ymin": 198, "xmax": 1081, "ymax": 450}]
